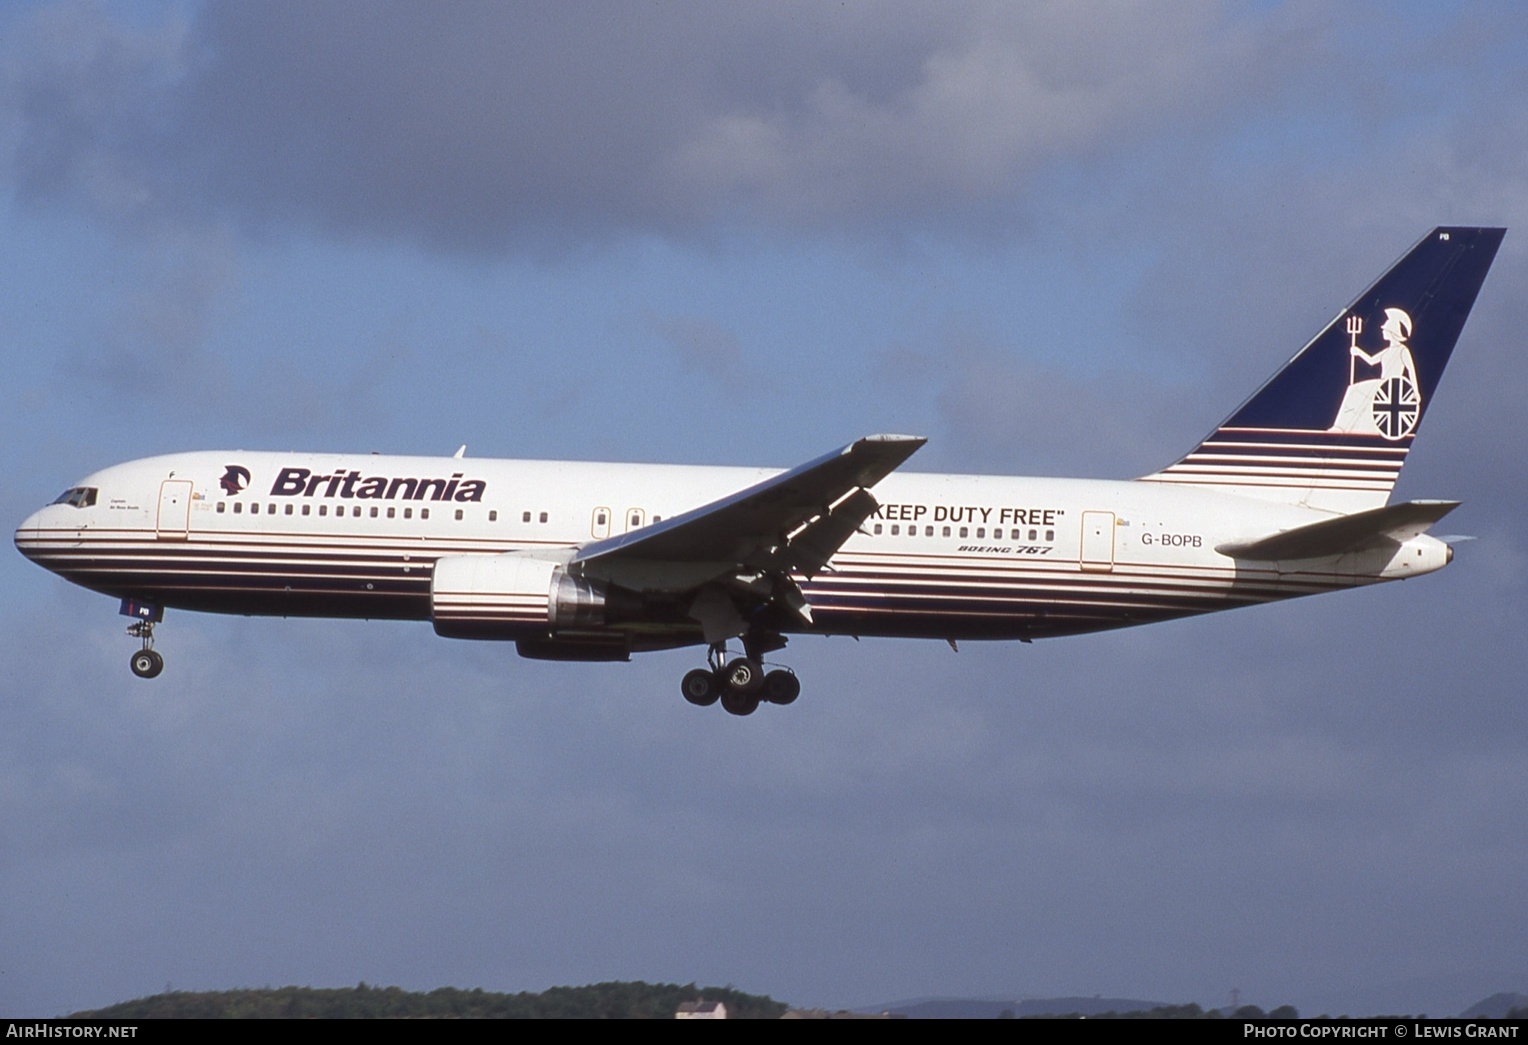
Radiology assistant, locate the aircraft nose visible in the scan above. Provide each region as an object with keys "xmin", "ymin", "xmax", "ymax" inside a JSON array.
[{"xmin": 15, "ymin": 508, "xmax": 44, "ymax": 563}]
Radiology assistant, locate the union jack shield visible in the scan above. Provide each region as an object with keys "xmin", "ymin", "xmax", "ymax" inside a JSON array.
[{"xmin": 1372, "ymin": 376, "xmax": 1420, "ymax": 439}]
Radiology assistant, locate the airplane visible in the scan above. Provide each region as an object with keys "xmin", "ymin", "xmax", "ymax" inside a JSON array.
[{"xmin": 14, "ymin": 227, "xmax": 1504, "ymax": 715}]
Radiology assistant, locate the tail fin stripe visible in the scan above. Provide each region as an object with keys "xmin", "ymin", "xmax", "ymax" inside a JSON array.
[
  {"xmin": 1184, "ymin": 448, "xmax": 1407, "ymax": 465},
  {"xmin": 1151, "ymin": 476, "xmax": 1396, "ymax": 492},
  {"xmin": 1167, "ymin": 465, "xmax": 1401, "ymax": 480},
  {"xmin": 1212, "ymin": 428, "xmax": 1415, "ymax": 446}
]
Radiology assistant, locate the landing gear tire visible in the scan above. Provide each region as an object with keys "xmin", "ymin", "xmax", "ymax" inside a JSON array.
[
  {"xmin": 130, "ymin": 649, "xmax": 164, "ymax": 679},
  {"xmin": 681, "ymin": 668, "xmax": 722, "ymax": 707},
  {"xmin": 723, "ymin": 657, "xmax": 764, "ymax": 695},
  {"xmin": 720, "ymin": 687, "xmax": 760, "ymax": 717},
  {"xmin": 762, "ymin": 669, "xmax": 800, "ymax": 705}
]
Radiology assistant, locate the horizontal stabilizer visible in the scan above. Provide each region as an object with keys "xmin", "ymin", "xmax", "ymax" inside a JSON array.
[{"xmin": 1216, "ymin": 500, "xmax": 1459, "ymax": 560}]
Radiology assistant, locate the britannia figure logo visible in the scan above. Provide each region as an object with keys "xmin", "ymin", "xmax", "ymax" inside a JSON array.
[
  {"xmin": 219, "ymin": 465, "xmax": 251, "ymax": 495},
  {"xmin": 1329, "ymin": 307, "xmax": 1419, "ymax": 440}
]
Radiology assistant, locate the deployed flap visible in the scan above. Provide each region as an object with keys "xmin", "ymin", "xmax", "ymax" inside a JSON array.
[
  {"xmin": 571, "ymin": 434, "xmax": 925, "ymax": 589},
  {"xmin": 1217, "ymin": 499, "xmax": 1459, "ymax": 560},
  {"xmin": 769, "ymin": 487, "xmax": 880, "ymax": 577}
]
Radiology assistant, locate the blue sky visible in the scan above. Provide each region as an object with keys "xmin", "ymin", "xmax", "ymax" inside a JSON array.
[{"xmin": 3, "ymin": 1, "xmax": 1527, "ymax": 1017}]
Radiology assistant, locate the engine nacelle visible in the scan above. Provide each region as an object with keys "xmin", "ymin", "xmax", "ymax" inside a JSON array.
[{"xmin": 431, "ymin": 553, "xmax": 608, "ymax": 640}]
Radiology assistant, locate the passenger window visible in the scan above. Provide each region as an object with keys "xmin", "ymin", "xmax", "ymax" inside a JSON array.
[
  {"xmin": 522, "ymin": 511, "xmax": 531, "ymax": 523},
  {"xmin": 959, "ymin": 527, "xmax": 968, "ymax": 538},
  {"xmin": 387, "ymin": 507, "xmax": 396, "ymax": 519},
  {"xmin": 874, "ymin": 524, "xmax": 883, "ymax": 535},
  {"xmin": 319, "ymin": 505, "xmax": 327, "ymax": 516},
  {"xmin": 285, "ymin": 504, "xmax": 293, "ymax": 515},
  {"xmin": 891, "ymin": 525, "xmax": 899, "ymax": 535},
  {"xmin": 942, "ymin": 526, "xmax": 950, "ymax": 537},
  {"xmin": 302, "ymin": 504, "xmax": 311, "ymax": 516},
  {"xmin": 539, "ymin": 512, "xmax": 548, "ymax": 523},
  {"xmin": 370, "ymin": 506, "xmax": 378, "ymax": 518},
  {"xmin": 454, "ymin": 508, "xmax": 463, "ymax": 521},
  {"xmin": 421, "ymin": 509, "xmax": 430, "ymax": 520},
  {"xmin": 976, "ymin": 527, "xmax": 985, "ymax": 538},
  {"xmin": 1046, "ymin": 529, "xmax": 1054, "ymax": 541},
  {"xmin": 216, "ymin": 502, "xmax": 225, "ymax": 513},
  {"xmin": 925, "ymin": 525, "xmax": 933, "ymax": 536},
  {"xmin": 404, "ymin": 508, "xmax": 412, "ymax": 519},
  {"xmin": 488, "ymin": 510, "xmax": 497, "ymax": 522},
  {"xmin": 1029, "ymin": 529, "xmax": 1037, "ymax": 541},
  {"xmin": 353, "ymin": 506, "xmax": 361, "ymax": 517},
  {"xmin": 233, "ymin": 502, "xmax": 242, "ymax": 514}
]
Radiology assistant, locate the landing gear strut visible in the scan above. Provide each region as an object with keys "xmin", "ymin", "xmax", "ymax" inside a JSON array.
[
  {"xmin": 122, "ymin": 599, "xmax": 164, "ymax": 679},
  {"xmin": 676, "ymin": 637, "xmax": 800, "ymax": 714}
]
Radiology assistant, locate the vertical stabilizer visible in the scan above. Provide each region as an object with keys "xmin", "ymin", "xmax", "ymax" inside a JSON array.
[{"xmin": 1141, "ymin": 227, "xmax": 1504, "ymax": 513}]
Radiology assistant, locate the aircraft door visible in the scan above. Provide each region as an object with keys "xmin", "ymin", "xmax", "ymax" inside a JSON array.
[
  {"xmin": 591, "ymin": 507, "xmax": 611, "ymax": 539},
  {"xmin": 1080, "ymin": 511, "xmax": 1115, "ymax": 572},
  {"xmin": 157, "ymin": 480, "xmax": 193, "ymax": 540},
  {"xmin": 625, "ymin": 508, "xmax": 645, "ymax": 533}
]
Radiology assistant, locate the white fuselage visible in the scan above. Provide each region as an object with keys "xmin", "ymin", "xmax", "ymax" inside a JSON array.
[{"xmin": 14, "ymin": 450, "xmax": 1450, "ymax": 648}]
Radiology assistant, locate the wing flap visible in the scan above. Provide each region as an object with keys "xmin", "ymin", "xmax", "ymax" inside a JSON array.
[
  {"xmin": 1217, "ymin": 499, "xmax": 1460, "ymax": 560},
  {"xmin": 755, "ymin": 487, "xmax": 880, "ymax": 578},
  {"xmin": 572, "ymin": 434, "xmax": 924, "ymax": 588}
]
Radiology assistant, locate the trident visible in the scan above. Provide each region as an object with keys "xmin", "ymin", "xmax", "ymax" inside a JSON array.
[{"xmin": 1346, "ymin": 315, "xmax": 1363, "ymax": 383}]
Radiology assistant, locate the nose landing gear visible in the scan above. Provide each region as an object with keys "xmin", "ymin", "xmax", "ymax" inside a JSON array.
[{"xmin": 122, "ymin": 599, "xmax": 164, "ymax": 679}]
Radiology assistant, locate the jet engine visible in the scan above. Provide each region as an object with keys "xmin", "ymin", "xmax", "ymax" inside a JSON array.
[{"xmin": 431, "ymin": 552, "xmax": 609, "ymax": 640}]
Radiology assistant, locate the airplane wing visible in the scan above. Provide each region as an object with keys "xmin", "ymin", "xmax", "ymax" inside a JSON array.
[
  {"xmin": 1216, "ymin": 499, "xmax": 1460, "ymax": 560},
  {"xmin": 569, "ymin": 435, "xmax": 925, "ymax": 624}
]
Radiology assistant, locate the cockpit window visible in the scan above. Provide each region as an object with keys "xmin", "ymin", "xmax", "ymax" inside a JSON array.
[{"xmin": 51, "ymin": 487, "xmax": 98, "ymax": 508}]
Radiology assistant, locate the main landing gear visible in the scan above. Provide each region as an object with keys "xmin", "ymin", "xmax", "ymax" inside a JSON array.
[
  {"xmin": 680, "ymin": 641, "xmax": 801, "ymax": 716},
  {"xmin": 122, "ymin": 599, "xmax": 164, "ymax": 679}
]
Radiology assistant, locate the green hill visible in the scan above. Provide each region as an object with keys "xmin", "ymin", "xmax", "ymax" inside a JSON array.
[{"xmin": 72, "ymin": 981, "xmax": 788, "ymax": 1019}]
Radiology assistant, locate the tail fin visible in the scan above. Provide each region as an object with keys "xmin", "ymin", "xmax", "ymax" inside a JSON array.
[{"xmin": 1141, "ymin": 227, "xmax": 1504, "ymax": 513}]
